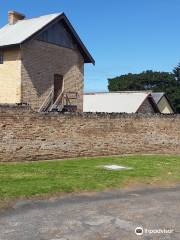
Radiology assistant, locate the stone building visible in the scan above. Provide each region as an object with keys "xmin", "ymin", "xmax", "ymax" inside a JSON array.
[
  {"xmin": 0, "ymin": 11, "xmax": 94, "ymax": 111},
  {"xmin": 83, "ymin": 92, "xmax": 160, "ymax": 114}
]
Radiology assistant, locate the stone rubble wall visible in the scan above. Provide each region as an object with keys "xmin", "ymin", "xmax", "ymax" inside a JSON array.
[{"xmin": 0, "ymin": 105, "xmax": 179, "ymax": 162}]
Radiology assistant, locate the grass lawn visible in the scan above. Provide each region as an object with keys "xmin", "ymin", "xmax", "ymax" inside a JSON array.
[{"xmin": 0, "ymin": 155, "xmax": 180, "ymax": 204}]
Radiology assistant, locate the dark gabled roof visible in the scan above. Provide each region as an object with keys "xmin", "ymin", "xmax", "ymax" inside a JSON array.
[
  {"xmin": 0, "ymin": 12, "xmax": 95, "ymax": 64},
  {"xmin": 151, "ymin": 92, "xmax": 175, "ymax": 112},
  {"xmin": 151, "ymin": 92, "xmax": 165, "ymax": 104}
]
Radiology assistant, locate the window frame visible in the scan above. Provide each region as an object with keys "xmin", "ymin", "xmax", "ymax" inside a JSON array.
[{"xmin": 0, "ymin": 51, "xmax": 3, "ymax": 64}]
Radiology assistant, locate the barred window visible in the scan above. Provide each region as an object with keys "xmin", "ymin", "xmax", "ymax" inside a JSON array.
[{"xmin": 0, "ymin": 51, "xmax": 3, "ymax": 64}]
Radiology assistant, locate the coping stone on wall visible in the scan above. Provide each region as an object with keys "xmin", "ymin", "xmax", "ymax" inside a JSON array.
[{"xmin": 0, "ymin": 104, "xmax": 178, "ymax": 119}]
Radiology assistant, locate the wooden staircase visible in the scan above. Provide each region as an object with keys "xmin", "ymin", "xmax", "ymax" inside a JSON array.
[
  {"xmin": 38, "ymin": 89, "xmax": 78, "ymax": 113},
  {"xmin": 38, "ymin": 88, "xmax": 54, "ymax": 112}
]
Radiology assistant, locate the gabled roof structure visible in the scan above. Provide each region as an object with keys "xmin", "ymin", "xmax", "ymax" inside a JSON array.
[
  {"xmin": 83, "ymin": 92, "xmax": 159, "ymax": 113},
  {"xmin": 151, "ymin": 92, "xmax": 165, "ymax": 104},
  {"xmin": 151, "ymin": 92, "xmax": 175, "ymax": 113},
  {"xmin": 0, "ymin": 12, "xmax": 95, "ymax": 64}
]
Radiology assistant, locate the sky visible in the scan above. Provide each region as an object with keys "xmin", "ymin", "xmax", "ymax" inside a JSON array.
[{"xmin": 0, "ymin": 0, "xmax": 180, "ymax": 92}]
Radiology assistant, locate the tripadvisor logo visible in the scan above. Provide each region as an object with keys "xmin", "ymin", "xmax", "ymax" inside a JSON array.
[
  {"xmin": 135, "ymin": 226, "xmax": 174, "ymax": 236},
  {"xmin": 135, "ymin": 227, "xmax": 143, "ymax": 236}
]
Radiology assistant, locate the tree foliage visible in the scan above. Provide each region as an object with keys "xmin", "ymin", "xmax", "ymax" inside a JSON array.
[
  {"xmin": 108, "ymin": 68, "xmax": 180, "ymax": 113},
  {"xmin": 173, "ymin": 63, "xmax": 180, "ymax": 82}
]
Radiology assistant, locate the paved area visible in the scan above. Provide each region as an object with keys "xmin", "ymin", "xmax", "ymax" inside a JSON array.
[{"xmin": 0, "ymin": 185, "xmax": 180, "ymax": 240}]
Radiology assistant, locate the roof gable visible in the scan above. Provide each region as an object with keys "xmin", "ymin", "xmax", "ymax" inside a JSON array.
[
  {"xmin": 0, "ymin": 12, "xmax": 95, "ymax": 64},
  {"xmin": 151, "ymin": 92, "xmax": 165, "ymax": 104},
  {"xmin": 37, "ymin": 20, "xmax": 78, "ymax": 50},
  {"xmin": 152, "ymin": 92, "xmax": 175, "ymax": 112}
]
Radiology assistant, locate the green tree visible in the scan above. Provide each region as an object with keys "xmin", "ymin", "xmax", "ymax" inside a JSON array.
[
  {"xmin": 108, "ymin": 70, "xmax": 180, "ymax": 113},
  {"xmin": 173, "ymin": 63, "xmax": 180, "ymax": 81}
]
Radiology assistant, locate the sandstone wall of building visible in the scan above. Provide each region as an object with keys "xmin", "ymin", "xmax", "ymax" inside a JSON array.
[
  {"xmin": 21, "ymin": 40, "xmax": 84, "ymax": 111},
  {"xmin": 0, "ymin": 48, "xmax": 21, "ymax": 104},
  {"xmin": 0, "ymin": 106, "xmax": 180, "ymax": 162},
  {"xmin": 137, "ymin": 98, "xmax": 156, "ymax": 113}
]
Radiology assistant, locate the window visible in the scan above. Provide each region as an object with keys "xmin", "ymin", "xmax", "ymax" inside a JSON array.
[{"xmin": 0, "ymin": 51, "xmax": 3, "ymax": 64}]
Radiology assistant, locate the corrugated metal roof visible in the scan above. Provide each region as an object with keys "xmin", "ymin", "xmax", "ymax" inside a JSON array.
[
  {"xmin": 83, "ymin": 92, "xmax": 150, "ymax": 113},
  {"xmin": 151, "ymin": 92, "xmax": 164, "ymax": 104},
  {"xmin": 0, "ymin": 13, "xmax": 62, "ymax": 47}
]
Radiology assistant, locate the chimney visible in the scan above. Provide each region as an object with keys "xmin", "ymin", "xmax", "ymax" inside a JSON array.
[{"xmin": 8, "ymin": 10, "xmax": 25, "ymax": 24}]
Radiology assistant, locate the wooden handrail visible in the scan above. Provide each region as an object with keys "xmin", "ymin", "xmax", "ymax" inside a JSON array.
[
  {"xmin": 65, "ymin": 92, "xmax": 78, "ymax": 99},
  {"xmin": 49, "ymin": 82, "xmax": 65, "ymax": 111},
  {"xmin": 49, "ymin": 90, "xmax": 64, "ymax": 111},
  {"xmin": 38, "ymin": 88, "xmax": 54, "ymax": 112},
  {"xmin": 38, "ymin": 84, "xmax": 78, "ymax": 112}
]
